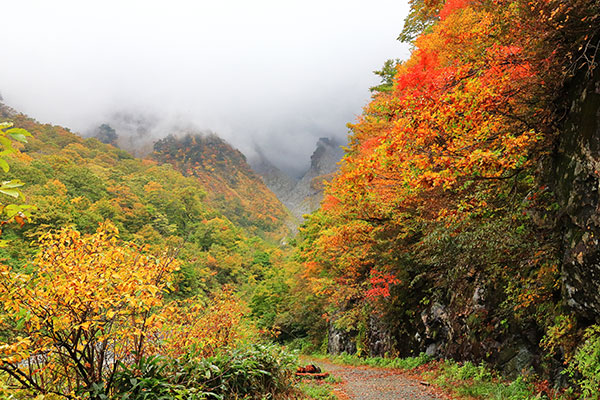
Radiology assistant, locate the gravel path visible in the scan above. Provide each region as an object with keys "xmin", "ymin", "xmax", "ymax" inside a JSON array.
[{"xmin": 308, "ymin": 359, "xmax": 446, "ymax": 400}]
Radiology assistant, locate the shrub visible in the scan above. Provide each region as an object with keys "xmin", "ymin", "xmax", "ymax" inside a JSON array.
[
  {"xmin": 112, "ymin": 343, "xmax": 297, "ymax": 400},
  {"xmin": 567, "ymin": 324, "xmax": 600, "ymax": 399},
  {"xmin": 157, "ymin": 289, "xmax": 245, "ymax": 359},
  {"xmin": 0, "ymin": 223, "xmax": 179, "ymax": 399}
]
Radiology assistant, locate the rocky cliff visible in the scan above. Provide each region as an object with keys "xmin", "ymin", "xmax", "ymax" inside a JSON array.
[
  {"xmin": 250, "ymin": 137, "xmax": 345, "ymax": 222},
  {"xmin": 553, "ymin": 64, "xmax": 600, "ymax": 321}
]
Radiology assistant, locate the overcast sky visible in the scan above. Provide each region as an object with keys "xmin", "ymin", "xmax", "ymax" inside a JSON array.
[{"xmin": 1, "ymin": 0, "xmax": 411, "ymax": 176}]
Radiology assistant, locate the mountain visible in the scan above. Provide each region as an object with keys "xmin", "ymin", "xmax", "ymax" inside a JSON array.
[
  {"xmin": 249, "ymin": 147, "xmax": 297, "ymax": 199},
  {"xmin": 0, "ymin": 103, "xmax": 288, "ymax": 295},
  {"xmin": 250, "ymin": 137, "xmax": 345, "ymax": 221},
  {"xmin": 152, "ymin": 133, "xmax": 292, "ymax": 239}
]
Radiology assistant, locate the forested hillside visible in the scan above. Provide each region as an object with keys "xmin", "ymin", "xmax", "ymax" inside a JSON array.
[
  {"xmin": 153, "ymin": 133, "xmax": 291, "ymax": 238},
  {"xmin": 0, "ymin": 104, "xmax": 287, "ymax": 296},
  {"xmin": 2, "ymin": 0, "xmax": 600, "ymax": 397},
  {"xmin": 252, "ymin": 0, "xmax": 600, "ymax": 391}
]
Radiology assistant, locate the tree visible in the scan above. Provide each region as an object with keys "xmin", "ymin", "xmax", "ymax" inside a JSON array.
[
  {"xmin": 369, "ymin": 59, "xmax": 401, "ymax": 94},
  {"xmin": 299, "ymin": 0, "xmax": 564, "ymax": 341},
  {"xmin": 93, "ymin": 124, "xmax": 117, "ymax": 145},
  {"xmin": 0, "ymin": 122, "xmax": 35, "ymax": 246},
  {"xmin": 0, "ymin": 222, "xmax": 179, "ymax": 399}
]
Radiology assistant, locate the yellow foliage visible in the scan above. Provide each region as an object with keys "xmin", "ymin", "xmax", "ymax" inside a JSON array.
[
  {"xmin": 0, "ymin": 222, "xmax": 179, "ymax": 396},
  {"xmin": 157, "ymin": 288, "xmax": 246, "ymax": 359}
]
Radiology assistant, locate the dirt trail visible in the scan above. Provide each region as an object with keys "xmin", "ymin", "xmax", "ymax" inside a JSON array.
[{"xmin": 309, "ymin": 359, "xmax": 447, "ymax": 400}]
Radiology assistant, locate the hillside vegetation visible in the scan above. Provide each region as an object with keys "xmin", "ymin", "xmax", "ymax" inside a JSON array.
[
  {"xmin": 0, "ymin": 107, "xmax": 291, "ymax": 295},
  {"xmin": 0, "ymin": 105, "xmax": 306, "ymax": 399},
  {"xmin": 1, "ymin": 0, "xmax": 600, "ymax": 398},
  {"xmin": 252, "ymin": 0, "xmax": 600, "ymax": 394},
  {"xmin": 153, "ymin": 133, "xmax": 291, "ymax": 238}
]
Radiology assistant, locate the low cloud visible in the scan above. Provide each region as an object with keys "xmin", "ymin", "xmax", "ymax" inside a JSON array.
[{"xmin": 0, "ymin": 0, "xmax": 410, "ymax": 175}]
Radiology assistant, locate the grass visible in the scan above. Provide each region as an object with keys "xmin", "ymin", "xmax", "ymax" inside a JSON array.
[
  {"xmin": 425, "ymin": 360, "xmax": 544, "ymax": 400},
  {"xmin": 308, "ymin": 351, "xmax": 432, "ymax": 370},
  {"xmin": 323, "ymin": 375, "xmax": 342, "ymax": 384},
  {"xmin": 304, "ymin": 352, "xmax": 573, "ymax": 400},
  {"xmin": 297, "ymin": 381, "xmax": 338, "ymax": 400}
]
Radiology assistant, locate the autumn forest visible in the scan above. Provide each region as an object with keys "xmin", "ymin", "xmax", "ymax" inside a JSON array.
[{"xmin": 1, "ymin": 0, "xmax": 600, "ymax": 398}]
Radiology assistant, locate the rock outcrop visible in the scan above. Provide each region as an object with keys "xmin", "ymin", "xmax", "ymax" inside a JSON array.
[
  {"xmin": 250, "ymin": 137, "xmax": 345, "ymax": 222},
  {"xmin": 552, "ymin": 65, "xmax": 600, "ymax": 321},
  {"xmin": 327, "ymin": 321, "xmax": 357, "ymax": 355}
]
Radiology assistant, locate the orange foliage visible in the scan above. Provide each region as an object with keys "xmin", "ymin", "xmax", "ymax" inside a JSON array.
[
  {"xmin": 301, "ymin": 0, "xmax": 570, "ymax": 310},
  {"xmin": 157, "ymin": 289, "xmax": 245, "ymax": 359}
]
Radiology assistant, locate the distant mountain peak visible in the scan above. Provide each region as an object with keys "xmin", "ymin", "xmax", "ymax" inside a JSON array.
[
  {"xmin": 309, "ymin": 137, "xmax": 344, "ymax": 176},
  {"xmin": 152, "ymin": 132, "xmax": 291, "ymax": 238},
  {"xmin": 251, "ymin": 137, "xmax": 345, "ymax": 223}
]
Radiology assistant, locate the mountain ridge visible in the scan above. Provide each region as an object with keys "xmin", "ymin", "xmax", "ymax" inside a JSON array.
[
  {"xmin": 152, "ymin": 132, "xmax": 292, "ymax": 239},
  {"xmin": 249, "ymin": 137, "xmax": 345, "ymax": 222}
]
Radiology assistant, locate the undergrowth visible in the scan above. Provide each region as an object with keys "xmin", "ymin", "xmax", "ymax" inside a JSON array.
[
  {"xmin": 112, "ymin": 343, "xmax": 298, "ymax": 400},
  {"xmin": 297, "ymin": 382, "xmax": 337, "ymax": 400},
  {"xmin": 304, "ymin": 351, "xmax": 575, "ymax": 400},
  {"xmin": 425, "ymin": 360, "xmax": 565, "ymax": 400},
  {"xmin": 307, "ymin": 351, "xmax": 432, "ymax": 370}
]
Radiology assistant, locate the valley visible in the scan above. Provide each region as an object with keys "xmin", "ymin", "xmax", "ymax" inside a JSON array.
[{"xmin": 0, "ymin": 0, "xmax": 599, "ymax": 399}]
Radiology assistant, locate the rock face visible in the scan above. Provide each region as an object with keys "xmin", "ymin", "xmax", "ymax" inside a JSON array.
[
  {"xmin": 249, "ymin": 148, "xmax": 297, "ymax": 203},
  {"xmin": 552, "ymin": 65, "xmax": 600, "ymax": 320},
  {"xmin": 250, "ymin": 137, "xmax": 345, "ymax": 222},
  {"xmin": 327, "ymin": 322, "xmax": 357, "ymax": 355},
  {"xmin": 367, "ymin": 315, "xmax": 394, "ymax": 357},
  {"xmin": 420, "ymin": 303, "xmax": 454, "ymax": 357}
]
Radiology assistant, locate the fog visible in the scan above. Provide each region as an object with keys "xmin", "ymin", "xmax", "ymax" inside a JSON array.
[{"xmin": 0, "ymin": 0, "xmax": 410, "ymax": 176}]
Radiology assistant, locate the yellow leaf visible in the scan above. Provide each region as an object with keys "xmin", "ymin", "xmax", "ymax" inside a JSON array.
[{"xmin": 79, "ymin": 321, "xmax": 91, "ymax": 331}]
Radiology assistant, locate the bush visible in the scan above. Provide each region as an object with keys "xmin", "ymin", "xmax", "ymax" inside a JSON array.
[
  {"xmin": 567, "ymin": 324, "xmax": 600, "ymax": 399},
  {"xmin": 0, "ymin": 223, "xmax": 180, "ymax": 399},
  {"xmin": 112, "ymin": 343, "xmax": 297, "ymax": 400}
]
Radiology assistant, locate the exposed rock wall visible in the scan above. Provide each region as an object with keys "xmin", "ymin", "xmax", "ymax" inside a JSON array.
[
  {"xmin": 553, "ymin": 65, "xmax": 600, "ymax": 321},
  {"xmin": 367, "ymin": 315, "xmax": 394, "ymax": 357},
  {"xmin": 327, "ymin": 322, "xmax": 357, "ymax": 355},
  {"xmin": 250, "ymin": 138, "xmax": 344, "ymax": 223}
]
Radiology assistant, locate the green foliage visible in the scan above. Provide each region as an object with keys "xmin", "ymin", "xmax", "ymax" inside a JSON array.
[
  {"xmin": 429, "ymin": 360, "xmax": 544, "ymax": 400},
  {"xmin": 113, "ymin": 355, "xmax": 182, "ymax": 400},
  {"xmin": 0, "ymin": 122, "xmax": 36, "ymax": 247},
  {"xmin": 297, "ymin": 382, "xmax": 337, "ymax": 400},
  {"xmin": 369, "ymin": 59, "xmax": 401, "ymax": 94},
  {"xmin": 112, "ymin": 344, "xmax": 297, "ymax": 400},
  {"xmin": 397, "ymin": 0, "xmax": 442, "ymax": 43},
  {"xmin": 249, "ymin": 255, "xmax": 327, "ymax": 343},
  {"xmin": 93, "ymin": 123, "xmax": 118, "ymax": 145},
  {"xmin": 315, "ymin": 352, "xmax": 432, "ymax": 370},
  {"xmin": 285, "ymin": 338, "xmax": 324, "ymax": 356},
  {"xmin": 567, "ymin": 325, "xmax": 600, "ymax": 399}
]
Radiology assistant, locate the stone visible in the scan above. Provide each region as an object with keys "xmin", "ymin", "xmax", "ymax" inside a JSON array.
[
  {"xmin": 552, "ymin": 64, "xmax": 600, "ymax": 321},
  {"xmin": 327, "ymin": 321, "xmax": 357, "ymax": 355}
]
